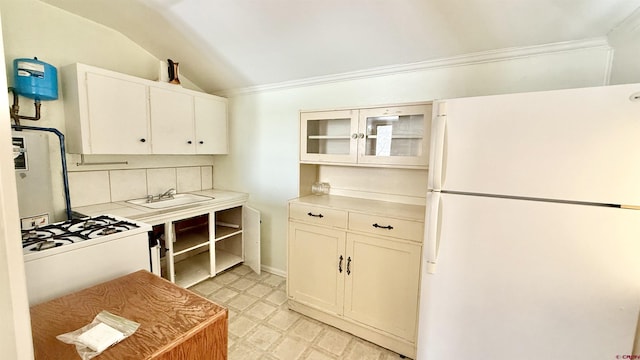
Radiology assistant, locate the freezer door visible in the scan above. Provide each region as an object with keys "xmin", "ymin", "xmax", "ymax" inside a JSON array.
[
  {"xmin": 429, "ymin": 83, "xmax": 640, "ymax": 205},
  {"xmin": 417, "ymin": 193, "xmax": 640, "ymax": 360}
]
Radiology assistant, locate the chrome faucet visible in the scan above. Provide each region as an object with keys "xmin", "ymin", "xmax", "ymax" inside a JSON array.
[{"xmin": 158, "ymin": 188, "xmax": 176, "ymax": 200}]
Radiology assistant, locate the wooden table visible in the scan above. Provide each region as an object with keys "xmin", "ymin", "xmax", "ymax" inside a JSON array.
[{"xmin": 30, "ymin": 270, "xmax": 227, "ymax": 359}]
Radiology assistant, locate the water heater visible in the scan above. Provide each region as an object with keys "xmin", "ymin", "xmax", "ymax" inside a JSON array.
[{"xmin": 13, "ymin": 57, "xmax": 58, "ymax": 101}]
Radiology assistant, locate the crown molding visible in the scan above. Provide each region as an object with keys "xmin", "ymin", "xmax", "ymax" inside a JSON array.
[
  {"xmin": 218, "ymin": 37, "xmax": 611, "ymax": 97},
  {"xmin": 608, "ymin": 6, "xmax": 640, "ymax": 42}
]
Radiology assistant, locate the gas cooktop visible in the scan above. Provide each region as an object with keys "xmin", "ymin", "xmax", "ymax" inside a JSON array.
[{"xmin": 22, "ymin": 215, "xmax": 145, "ymax": 254}]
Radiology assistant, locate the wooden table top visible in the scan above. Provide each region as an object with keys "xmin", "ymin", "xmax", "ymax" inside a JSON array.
[{"xmin": 30, "ymin": 270, "xmax": 227, "ymax": 359}]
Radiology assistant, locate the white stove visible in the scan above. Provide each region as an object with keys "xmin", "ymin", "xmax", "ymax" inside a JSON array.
[
  {"xmin": 22, "ymin": 214, "xmax": 146, "ymax": 256},
  {"xmin": 23, "ymin": 215, "xmax": 152, "ymax": 305}
]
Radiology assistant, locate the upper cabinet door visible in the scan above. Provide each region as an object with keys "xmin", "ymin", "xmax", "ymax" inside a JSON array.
[
  {"xmin": 194, "ymin": 95, "xmax": 228, "ymax": 154},
  {"xmin": 299, "ymin": 104, "xmax": 431, "ymax": 168},
  {"xmin": 357, "ymin": 104, "xmax": 431, "ymax": 167},
  {"xmin": 85, "ymin": 73, "xmax": 150, "ymax": 154},
  {"xmin": 300, "ymin": 110, "xmax": 359, "ymax": 164},
  {"xmin": 150, "ymin": 87, "xmax": 195, "ymax": 154}
]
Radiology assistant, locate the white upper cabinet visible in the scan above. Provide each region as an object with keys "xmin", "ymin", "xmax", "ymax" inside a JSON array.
[
  {"xmin": 85, "ymin": 73, "xmax": 151, "ymax": 154},
  {"xmin": 300, "ymin": 109, "xmax": 359, "ymax": 164},
  {"xmin": 62, "ymin": 63, "xmax": 228, "ymax": 155},
  {"xmin": 63, "ymin": 65, "xmax": 152, "ymax": 154},
  {"xmin": 150, "ymin": 87, "xmax": 195, "ymax": 154},
  {"xmin": 300, "ymin": 104, "xmax": 431, "ymax": 168},
  {"xmin": 357, "ymin": 104, "xmax": 431, "ymax": 167},
  {"xmin": 194, "ymin": 95, "xmax": 228, "ymax": 154}
]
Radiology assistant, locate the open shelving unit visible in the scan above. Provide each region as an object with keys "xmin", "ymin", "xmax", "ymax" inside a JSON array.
[
  {"xmin": 214, "ymin": 206, "xmax": 244, "ymax": 274},
  {"xmin": 159, "ymin": 206, "xmax": 248, "ymax": 288}
]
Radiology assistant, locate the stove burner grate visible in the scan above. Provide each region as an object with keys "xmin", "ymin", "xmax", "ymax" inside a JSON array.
[{"xmin": 21, "ymin": 215, "xmax": 141, "ymax": 252}]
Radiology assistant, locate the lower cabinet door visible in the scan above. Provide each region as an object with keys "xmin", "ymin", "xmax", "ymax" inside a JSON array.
[
  {"xmin": 288, "ymin": 222, "xmax": 345, "ymax": 315},
  {"xmin": 343, "ymin": 233, "xmax": 421, "ymax": 341}
]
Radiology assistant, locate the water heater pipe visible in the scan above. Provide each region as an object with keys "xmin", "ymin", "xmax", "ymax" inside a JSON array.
[{"xmin": 9, "ymin": 87, "xmax": 42, "ymax": 125}]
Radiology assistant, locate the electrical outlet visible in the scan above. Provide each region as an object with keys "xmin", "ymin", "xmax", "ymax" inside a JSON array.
[{"xmin": 21, "ymin": 214, "xmax": 49, "ymax": 230}]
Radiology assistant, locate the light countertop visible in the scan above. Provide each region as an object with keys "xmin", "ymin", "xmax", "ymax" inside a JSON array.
[
  {"xmin": 290, "ymin": 194, "xmax": 426, "ymax": 222},
  {"xmin": 73, "ymin": 189, "xmax": 249, "ymax": 225}
]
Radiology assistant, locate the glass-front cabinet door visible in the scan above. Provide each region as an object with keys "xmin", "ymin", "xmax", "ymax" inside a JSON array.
[
  {"xmin": 300, "ymin": 104, "xmax": 431, "ymax": 167},
  {"xmin": 358, "ymin": 104, "xmax": 431, "ymax": 167},
  {"xmin": 300, "ymin": 109, "xmax": 359, "ymax": 163}
]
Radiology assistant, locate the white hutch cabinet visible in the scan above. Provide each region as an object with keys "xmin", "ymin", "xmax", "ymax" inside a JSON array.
[{"xmin": 289, "ymin": 102, "xmax": 431, "ymax": 359}]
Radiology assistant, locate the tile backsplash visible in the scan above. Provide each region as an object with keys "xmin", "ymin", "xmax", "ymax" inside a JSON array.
[{"xmin": 69, "ymin": 166, "xmax": 214, "ymax": 207}]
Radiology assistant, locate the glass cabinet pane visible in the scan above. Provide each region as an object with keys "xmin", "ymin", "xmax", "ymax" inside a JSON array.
[
  {"xmin": 364, "ymin": 113, "xmax": 424, "ymax": 157},
  {"xmin": 306, "ymin": 117, "xmax": 352, "ymax": 155}
]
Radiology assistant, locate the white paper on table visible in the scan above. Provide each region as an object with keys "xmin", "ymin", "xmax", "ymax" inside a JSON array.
[
  {"xmin": 77, "ymin": 322, "xmax": 125, "ymax": 353},
  {"xmin": 375, "ymin": 125, "xmax": 393, "ymax": 156}
]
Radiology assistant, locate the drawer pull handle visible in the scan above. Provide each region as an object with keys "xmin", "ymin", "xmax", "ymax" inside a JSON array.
[
  {"xmin": 373, "ymin": 223, "xmax": 394, "ymax": 230},
  {"xmin": 338, "ymin": 255, "xmax": 343, "ymax": 273},
  {"xmin": 307, "ymin": 212, "xmax": 324, "ymax": 218},
  {"xmin": 346, "ymin": 256, "xmax": 352, "ymax": 275}
]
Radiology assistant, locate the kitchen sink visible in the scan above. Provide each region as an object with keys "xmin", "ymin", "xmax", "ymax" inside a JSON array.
[{"xmin": 126, "ymin": 193, "xmax": 214, "ymax": 209}]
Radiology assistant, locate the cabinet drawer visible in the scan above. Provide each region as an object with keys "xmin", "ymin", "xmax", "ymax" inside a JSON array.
[
  {"xmin": 348, "ymin": 213, "xmax": 424, "ymax": 242},
  {"xmin": 289, "ymin": 203, "xmax": 347, "ymax": 228}
]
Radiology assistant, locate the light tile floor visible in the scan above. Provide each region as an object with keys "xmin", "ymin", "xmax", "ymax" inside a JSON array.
[{"xmin": 189, "ymin": 264, "xmax": 410, "ymax": 360}]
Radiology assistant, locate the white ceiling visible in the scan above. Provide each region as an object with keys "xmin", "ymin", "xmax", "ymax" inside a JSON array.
[{"xmin": 42, "ymin": 0, "xmax": 640, "ymax": 93}]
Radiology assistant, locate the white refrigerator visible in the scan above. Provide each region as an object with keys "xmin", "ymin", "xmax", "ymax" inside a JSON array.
[{"xmin": 417, "ymin": 83, "xmax": 640, "ymax": 360}]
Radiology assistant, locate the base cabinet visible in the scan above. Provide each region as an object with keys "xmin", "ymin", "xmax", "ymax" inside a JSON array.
[
  {"xmin": 287, "ymin": 196, "xmax": 424, "ymax": 358},
  {"xmin": 344, "ymin": 233, "xmax": 421, "ymax": 341},
  {"xmin": 157, "ymin": 205, "xmax": 260, "ymax": 288},
  {"xmin": 288, "ymin": 222, "xmax": 345, "ymax": 314}
]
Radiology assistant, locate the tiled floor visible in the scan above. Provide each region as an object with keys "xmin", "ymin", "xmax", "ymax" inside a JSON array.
[{"xmin": 189, "ymin": 264, "xmax": 409, "ymax": 360}]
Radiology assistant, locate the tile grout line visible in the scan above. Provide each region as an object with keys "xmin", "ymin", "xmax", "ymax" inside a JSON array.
[{"xmin": 189, "ymin": 264, "xmax": 409, "ymax": 360}]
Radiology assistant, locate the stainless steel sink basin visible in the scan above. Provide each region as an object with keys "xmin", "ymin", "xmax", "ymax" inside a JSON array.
[{"xmin": 126, "ymin": 193, "xmax": 213, "ymax": 209}]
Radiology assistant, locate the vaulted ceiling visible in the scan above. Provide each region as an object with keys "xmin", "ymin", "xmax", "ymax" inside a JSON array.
[{"xmin": 42, "ymin": 0, "xmax": 640, "ymax": 93}]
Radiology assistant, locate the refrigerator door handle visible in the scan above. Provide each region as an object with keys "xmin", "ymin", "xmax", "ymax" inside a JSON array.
[
  {"xmin": 425, "ymin": 191, "xmax": 442, "ymax": 274},
  {"xmin": 428, "ymin": 101, "xmax": 447, "ymax": 191}
]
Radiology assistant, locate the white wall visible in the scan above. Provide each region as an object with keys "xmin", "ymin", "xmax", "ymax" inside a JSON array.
[
  {"xmin": 216, "ymin": 44, "xmax": 613, "ymax": 273},
  {"xmin": 0, "ymin": 11, "xmax": 33, "ymax": 358},
  {"xmin": 609, "ymin": 7, "xmax": 640, "ymax": 84}
]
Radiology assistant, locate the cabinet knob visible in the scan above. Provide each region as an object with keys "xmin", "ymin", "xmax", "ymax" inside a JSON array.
[
  {"xmin": 358, "ymin": 133, "xmax": 365, "ymax": 139},
  {"xmin": 351, "ymin": 133, "xmax": 358, "ymax": 139},
  {"xmin": 346, "ymin": 256, "xmax": 351, "ymax": 275},
  {"xmin": 187, "ymin": 140, "xmax": 193, "ymax": 144},
  {"xmin": 140, "ymin": 138, "xmax": 146, "ymax": 143},
  {"xmin": 338, "ymin": 255, "xmax": 343, "ymax": 273},
  {"xmin": 199, "ymin": 141, "xmax": 204, "ymax": 144}
]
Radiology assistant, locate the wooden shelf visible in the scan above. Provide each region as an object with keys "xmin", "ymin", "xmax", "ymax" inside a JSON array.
[
  {"xmin": 174, "ymin": 227, "xmax": 209, "ymax": 255},
  {"xmin": 160, "ymin": 204, "xmax": 259, "ymax": 287},
  {"xmin": 175, "ymin": 251, "xmax": 211, "ymax": 288},
  {"xmin": 215, "ymin": 249, "xmax": 242, "ymax": 274},
  {"xmin": 367, "ymin": 135, "xmax": 423, "ymax": 140},
  {"xmin": 308, "ymin": 135, "xmax": 351, "ymax": 140},
  {"xmin": 215, "ymin": 225, "xmax": 242, "ymax": 241}
]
